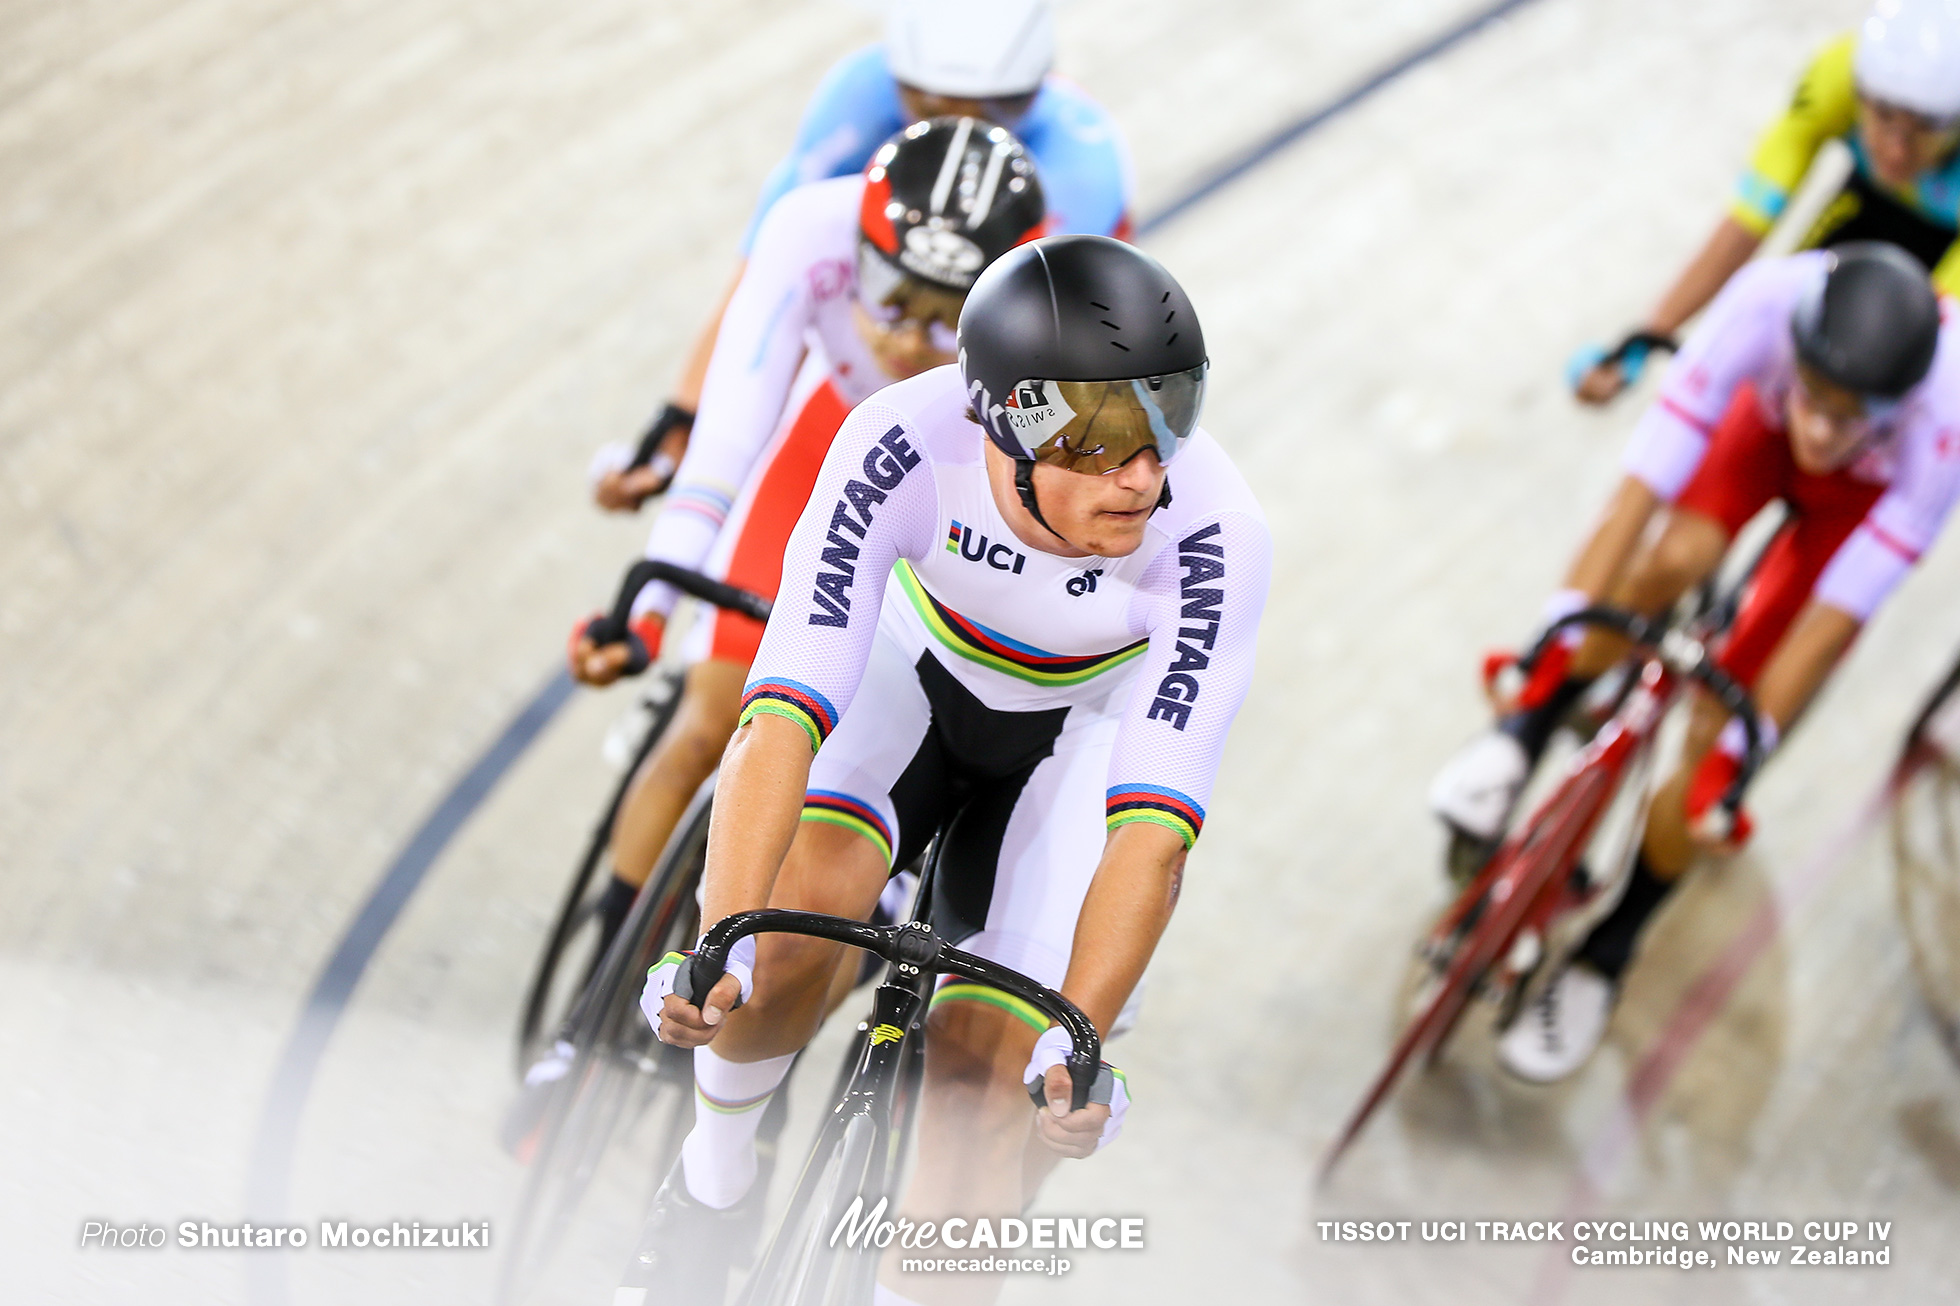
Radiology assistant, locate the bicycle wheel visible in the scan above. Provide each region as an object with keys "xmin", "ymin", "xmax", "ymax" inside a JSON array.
[
  {"xmin": 517, "ymin": 670, "xmax": 685, "ymax": 1073},
  {"xmin": 739, "ymin": 1111, "xmax": 886, "ymax": 1306},
  {"xmin": 498, "ymin": 781, "xmax": 712, "ymax": 1304},
  {"xmin": 1892, "ymin": 673, "xmax": 1960, "ymax": 1066}
]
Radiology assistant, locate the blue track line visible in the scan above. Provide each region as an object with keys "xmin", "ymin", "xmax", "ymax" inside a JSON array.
[
  {"xmin": 243, "ymin": 1, "xmax": 1548, "ymax": 1297},
  {"xmin": 244, "ymin": 668, "xmax": 574, "ymax": 1303},
  {"xmin": 1137, "ymin": 0, "xmax": 1545, "ymax": 238}
]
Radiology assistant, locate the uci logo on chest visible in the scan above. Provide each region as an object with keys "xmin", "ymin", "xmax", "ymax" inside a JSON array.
[{"xmin": 944, "ymin": 520, "xmax": 1027, "ymax": 573}]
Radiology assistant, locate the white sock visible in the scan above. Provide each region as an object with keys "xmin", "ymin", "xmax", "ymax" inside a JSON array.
[
  {"xmin": 1540, "ymin": 587, "xmax": 1590, "ymax": 631},
  {"xmin": 680, "ymin": 1045, "xmax": 795, "ymax": 1209},
  {"xmin": 874, "ymin": 1285, "xmax": 928, "ymax": 1306}
]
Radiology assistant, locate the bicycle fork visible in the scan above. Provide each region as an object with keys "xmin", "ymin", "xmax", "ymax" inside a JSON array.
[{"xmin": 739, "ymin": 980, "xmax": 927, "ymax": 1306}]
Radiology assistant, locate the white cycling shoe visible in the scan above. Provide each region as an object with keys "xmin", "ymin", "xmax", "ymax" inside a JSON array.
[
  {"xmin": 1427, "ymin": 729, "xmax": 1529, "ymax": 842},
  {"xmin": 1497, "ymin": 963, "xmax": 1616, "ymax": 1084}
]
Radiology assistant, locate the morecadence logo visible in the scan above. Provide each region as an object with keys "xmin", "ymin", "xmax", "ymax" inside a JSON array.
[{"xmin": 830, "ymin": 1195, "xmax": 1144, "ymax": 1260}]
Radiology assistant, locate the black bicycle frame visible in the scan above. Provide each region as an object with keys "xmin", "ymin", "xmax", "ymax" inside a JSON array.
[{"xmin": 694, "ymin": 847, "xmax": 1100, "ymax": 1306}]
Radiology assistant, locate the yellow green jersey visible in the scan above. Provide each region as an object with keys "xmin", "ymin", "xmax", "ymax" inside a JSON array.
[{"xmin": 1732, "ymin": 32, "xmax": 1960, "ymax": 296}]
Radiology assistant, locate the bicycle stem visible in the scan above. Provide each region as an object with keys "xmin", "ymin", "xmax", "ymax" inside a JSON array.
[{"xmin": 1522, "ymin": 606, "xmax": 1767, "ymax": 813}]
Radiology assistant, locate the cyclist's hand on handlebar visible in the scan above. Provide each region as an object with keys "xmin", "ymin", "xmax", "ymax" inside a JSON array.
[
  {"xmin": 593, "ymin": 464, "xmax": 672, "ymax": 513},
  {"xmin": 589, "ymin": 402, "xmax": 693, "ymax": 512},
  {"xmin": 1024, "ymin": 1027, "xmax": 1129, "ymax": 1158},
  {"xmin": 1568, "ymin": 331, "xmax": 1674, "ymax": 406},
  {"xmin": 1685, "ymin": 716, "xmax": 1773, "ymax": 850},
  {"xmin": 642, "ymin": 938, "xmax": 756, "ymax": 1046},
  {"xmin": 651, "ymin": 977, "xmax": 744, "ymax": 1047},
  {"xmin": 1033, "ymin": 1066, "xmax": 1110, "ymax": 1157},
  {"xmin": 1574, "ymin": 359, "xmax": 1629, "ymax": 405},
  {"xmin": 566, "ymin": 612, "xmax": 664, "ymax": 686},
  {"xmin": 1483, "ymin": 589, "xmax": 1589, "ymax": 714}
]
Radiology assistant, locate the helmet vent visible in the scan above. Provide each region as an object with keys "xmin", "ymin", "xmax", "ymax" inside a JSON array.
[
  {"xmin": 1100, "ymin": 319, "xmax": 1121, "ymax": 330},
  {"xmin": 1166, "ymin": 333, "xmax": 1178, "ymax": 345},
  {"xmin": 1090, "ymin": 300, "xmax": 1110, "ymax": 310},
  {"xmin": 1109, "ymin": 340, "xmax": 1131, "ymax": 351}
]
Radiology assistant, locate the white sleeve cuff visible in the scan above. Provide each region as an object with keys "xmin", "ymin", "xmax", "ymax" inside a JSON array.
[
  {"xmin": 633, "ymin": 508, "xmax": 725, "ymax": 619},
  {"xmin": 1813, "ymin": 526, "xmax": 1912, "ymax": 623},
  {"xmin": 1621, "ymin": 405, "xmax": 1710, "ymax": 502}
]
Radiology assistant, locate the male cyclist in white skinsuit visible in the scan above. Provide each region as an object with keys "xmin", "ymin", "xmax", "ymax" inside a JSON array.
[
  {"xmin": 628, "ymin": 235, "xmax": 1271, "ymax": 1306},
  {"xmin": 563, "ymin": 118, "xmax": 1046, "ymax": 991}
]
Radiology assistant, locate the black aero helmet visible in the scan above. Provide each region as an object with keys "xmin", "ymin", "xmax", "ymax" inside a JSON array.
[
  {"xmin": 1791, "ymin": 242, "xmax": 1941, "ymax": 399},
  {"xmin": 858, "ymin": 117, "xmax": 1045, "ymax": 296},
  {"xmin": 959, "ymin": 234, "xmax": 1207, "ymax": 491}
]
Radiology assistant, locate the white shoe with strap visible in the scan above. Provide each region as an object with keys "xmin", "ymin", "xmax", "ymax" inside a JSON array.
[
  {"xmin": 1427, "ymin": 729, "xmax": 1529, "ymax": 842},
  {"xmin": 1497, "ymin": 963, "xmax": 1616, "ymax": 1083}
]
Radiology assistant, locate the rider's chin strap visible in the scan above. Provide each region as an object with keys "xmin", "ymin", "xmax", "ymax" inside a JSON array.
[
  {"xmin": 1014, "ymin": 458, "xmax": 1071, "ymax": 544},
  {"xmin": 1157, "ymin": 477, "xmax": 1173, "ymax": 510}
]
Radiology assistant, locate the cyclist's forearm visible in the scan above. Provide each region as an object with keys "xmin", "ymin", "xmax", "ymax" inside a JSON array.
[
  {"xmin": 1748, "ymin": 600, "xmax": 1860, "ymax": 730},
  {"xmin": 700, "ymin": 713, "xmax": 816, "ymax": 927},
  {"xmin": 1645, "ymin": 216, "xmax": 1759, "ymax": 337},
  {"xmin": 1562, "ymin": 476, "xmax": 1663, "ymax": 599},
  {"xmin": 1058, "ymin": 823, "xmax": 1188, "ymax": 1035}
]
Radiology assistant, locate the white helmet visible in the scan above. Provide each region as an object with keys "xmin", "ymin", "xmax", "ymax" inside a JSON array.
[
  {"xmin": 1856, "ymin": 0, "xmax": 1960, "ymax": 121},
  {"xmin": 884, "ymin": 0, "xmax": 1054, "ymax": 98}
]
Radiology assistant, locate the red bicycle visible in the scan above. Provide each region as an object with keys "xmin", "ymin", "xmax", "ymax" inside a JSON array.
[{"xmin": 1320, "ymin": 605, "xmax": 1765, "ymax": 1179}]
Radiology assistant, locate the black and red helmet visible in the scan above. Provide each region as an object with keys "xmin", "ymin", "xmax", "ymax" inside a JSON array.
[{"xmin": 858, "ymin": 116, "xmax": 1046, "ymax": 294}]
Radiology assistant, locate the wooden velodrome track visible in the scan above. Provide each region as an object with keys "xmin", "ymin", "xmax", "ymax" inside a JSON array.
[{"xmin": 5, "ymin": 0, "xmax": 1958, "ymax": 1302}]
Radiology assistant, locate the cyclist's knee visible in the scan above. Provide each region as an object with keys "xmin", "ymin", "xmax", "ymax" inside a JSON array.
[
  {"xmin": 924, "ymin": 1002, "xmax": 1040, "ymax": 1103},
  {"xmin": 744, "ymin": 932, "xmax": 844, "ymax": 1018},
  {"xmin": 685, "ymin": 658, "xmax": 750, "ymax": 736},
  {"xmin": 1630, "ymin": 513, "xmax": 1727, "ymax": 608},
  {"xmin": 672, "ymin": 703, "xmax": 736, "ymax": 765}
]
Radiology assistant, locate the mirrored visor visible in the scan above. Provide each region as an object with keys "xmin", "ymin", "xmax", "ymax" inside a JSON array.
[{"xmin": 999, "ymin": 364, "xmax": 1208, "ymax": 474}]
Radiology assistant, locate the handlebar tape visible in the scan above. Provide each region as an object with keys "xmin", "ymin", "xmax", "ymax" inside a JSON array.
[
  {"xmin": 673, "ymin": 951, "xmax": 744, "ymax": 1013},
  {"xmin": 589, "ymin": 560, "xmax": 772, "ymax": 647},
  {"xmin": 1025, "ymin": 1056, "xmax": 1112, "ymax": 1115}
]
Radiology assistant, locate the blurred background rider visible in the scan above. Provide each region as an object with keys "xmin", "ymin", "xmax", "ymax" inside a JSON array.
[
  {"xmin": 1435, "ymin": 244, "xmax": 1960, "ymax": 1082},
  {"xmin": 589, "ymin": 0, "xmax": 1132, "ymax": 513},
  {"xmin": 1571, "ymin": 0, "xmax": 1960, "ymax": 405}
]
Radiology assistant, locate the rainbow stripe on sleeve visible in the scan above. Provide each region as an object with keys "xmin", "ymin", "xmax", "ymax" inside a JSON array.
[
  {"xmin": 739, "ymin": 678, "xmax": 840, "ymax": 752},
  {"xmin": 800, "ymin": 789, "xmax": 894, "ymax": 865},
  {"xmin": 1105, "ymin": 784, "xmax": 1205, "ymax": 849},
  {"xmin": 665, "ymin": 482, "xmax": 736, "ymax": 528}
]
